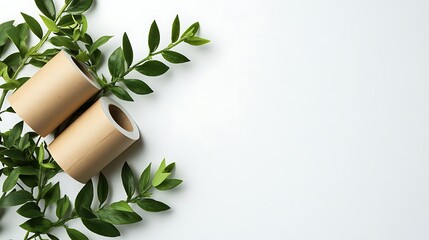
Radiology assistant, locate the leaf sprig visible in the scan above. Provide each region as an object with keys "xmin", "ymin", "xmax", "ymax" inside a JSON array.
[{"xmin": 0, "ymin": 0, "xmax": 206, "ymax": 239}]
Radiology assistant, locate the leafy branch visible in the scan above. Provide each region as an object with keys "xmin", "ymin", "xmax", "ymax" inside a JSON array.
[{"xmin": 0, "ymin": 0, "xmax": 207, "ymax": 239}]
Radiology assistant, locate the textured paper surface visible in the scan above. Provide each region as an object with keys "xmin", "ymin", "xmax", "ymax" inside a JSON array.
[
  {"xmin": 48, "ymin": 97, "xmax": 140, "ymax": 183},
  {"xmin": 8, "ymin": 51, "xmax": 99, "ymax": 136}
]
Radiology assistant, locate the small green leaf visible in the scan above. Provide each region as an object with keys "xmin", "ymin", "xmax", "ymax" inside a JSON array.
[
  {"xmin": 66, "ymin": 228, "xmax": 89, "ymax": 240},
  {"xmin": 181, "ymin": 22, "xmax": 200, "ymax": 38},
  {"xmin": 56, "ymin": 195, "xmax": 71, "ymax": 219},
  {"xmin": 121, "ymin": 162, "xmax": 135, "ymax": 200},
  {"xmin": 138, "ymin": 163, "xmax": 151, "ymax": 193},
  {"xmin": 76, "ymin": 51, "xmax": 89, "ymax": 62},
  {"xmin": 82, "ymin": 218, "xmax": 120, "ymax": 237},
  {"xmin": 0, "ymin": 190, "xmax": 34, "ymax": 207},
  {"xmin": 97, "ymin": 172, "xmax": 108, "ymax": 207},
  {"xmin": 148, "ymin": 20, "xmax": 160, "ymax": 53},
  {"xmin": 66, "ymin": 0, "xmax": 94, "ymax": 14},
  {"xmin": 164, "ymin": 162, "xmax": 176, "ymax": 173},
  {"xmin": 122, "ymin": 32, "xmax": 133, "ymax": 67},
  {"xmin": 137, "ymin": 198, "xmax": 170, "ymax": 212},
  {"xmin": 47, "ymin": 233, "xmax": 60, "ymax": 240},
  {"xmin": 40, "ymin": 15, "xmax": 60, "ymax": 33},
  {"xmin": 162, "ymin": 50, "xmax": 190, "ymax": 64},
  {"xmin": 0, "ymin": 21, "xmax": 15, "ymax": 46},
  {"xmin": 89, "ymin": 35, "xmax": 112, "ymax": 54},
  {"xmin": 108, "ymin": 47, "xmax": 125, "ymax": 78},
  {"xmin": 20, "ymin": 217, "xmax": 52, "ymax": 234},
  {"xmin": 97, "ymin": 208, "xmax": 142, "ymax": 225},
  {"xmin": 75, "ymin": 179, "xmax": 93, "ymax": 216},
  {"xmin": 50, "ymin": 36, "xmax": 79, "ymax": 50},
  {"xmin": 17, "ymin": 202, "xmax": 42, "ymax": 218},
  {"xmin": 122, "ymin": 79, "xmax": 153, "ymax": 95},
  {"xmin": 171, "ymin": 15, "xmax": 180, "ymax": 43},
  {"xmin": 44, "ymin": 182, "xmax": 60, "ymax": 206},
  {"xmin": 152, "ymin": 173, "xmax": 170, "ymax": 187},
  {"xmin": 21, "ymin": 13, "xmax": 43, "ymax": 39},
  {"xmin": 109, "ymin": 86, "xmax": 133, "ymax": 101},
  {"xmin": 35, "ymin": 0, "xmax": 56, "ymax": 20},
  {"xmin": 152, "ymin": 159, "xmax": 170, "ymax": 187},
  {"xmin": 156, "ymin": 179, "xmax": 183, "ymax": 191},
  {"xmin": 3, "ymin": 168, "xmax": 20, "ymax": 192},
  {"xmin": 185, "ymin": 36, "xmax": 210, "ymax": 46},
  {"xmin": 135, "ymin": 60, "xmax": 169, "ymax": 77},
  {"xmin": 37, "ymin": 145, "xmax": 44, "ymax": 164},
  {"xmin": 110, "ymin": 200, "xmax": 133, "ymax": 212},
  {"xmin": 6, "ymin": 23, "xmax": 29, "ymax": 57}
]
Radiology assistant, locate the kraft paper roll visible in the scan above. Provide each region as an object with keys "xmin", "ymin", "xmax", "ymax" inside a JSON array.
[
  {"xmin": 48, "ymin": 97, "xmax": 140, "ymax": 183},
  {"xmin": 8, "ymin": 50, "xmax": 100, "ymax": 137}
]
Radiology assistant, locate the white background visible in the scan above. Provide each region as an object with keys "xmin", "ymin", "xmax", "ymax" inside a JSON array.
[{"xmin": 1, "ymin": 0, "xmax": 429, "ymax": 239}]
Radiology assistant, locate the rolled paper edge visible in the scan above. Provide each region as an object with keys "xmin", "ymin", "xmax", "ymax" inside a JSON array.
[{"xmin": 49, "ymin": 97, "xmax": 140, "ymax": 183}]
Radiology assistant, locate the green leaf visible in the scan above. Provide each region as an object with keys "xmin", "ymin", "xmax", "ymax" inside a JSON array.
[
  {"xmin": 148, "ymin": 20, "xmax": 160, "ymax": 53},
  {"xmin": 89, "ymin": 35, "xmax": 112, "ymax": 54},
  {"xmin": 0, "ymin": 190, "xmax": 34, "ymax": 207},
  {"xmin": 21, "ymin": 13, "xmax": 43, "ymax": 39},
  {"xmin": 109, "ymin": 86, "xmax": 133, "ymax": 102},
  {"xmin": 121, "ymin": 162, "xmax": 135, "ymax": 200},
  {"xmin": 108, "ymin": 47, "xmax": 125, "ymax": 78},
  {"xmin": 6, "ymin": 23, "xmax": 29, "ymax": 57},
  {"xmin": 40, "ymin": 15, "xmax": 60, "ymax": 33},
  {"xmin": 97, "ymin": 208, "xmax": 142, "ymax": 225},
  {"xmin": 3, "ymin": 168, "xmax": 19, "ymax": 192},
  {"xmin": 164, "ymin": 162, "xmax": 176, "ymax": 173},
  {"xmin": 122, "ymin": 32, "xmax": 133, "ymax": 67},
  {"xmin": 135, "ymin": 60, "xmax": 169, "ymax": 77},
  {"xmin": 4, "ymin": 52, "xmax": 22, "ymax": 67},
  {"xmin": 37, "ymin": 145, "xmax": 44, "ymax": 164},
  {"xmin": 181, "ymin": 22, "xmax": 200, "ymax": 39},
  {"xmin": 20, "ymin": 217, "xmax": 52, "ymax": 234},
  {"xmin": 137, "ymin": 198, "xmax": 170, "ymax": 212},
  {"xmin": 110, "ymin": 200, "xmax": 133, "ymax": 212},
  {"xmin": 171, "ymin": 15, "xmax": 180, "ymax": 43},
  {"xmin": 82, "ymin": 218, "xmax": 120, "ymax": 237},
  {"xmin": 44, "ymin": 182, "xmax": 60, "ymax": 206},
  {"xmin": 97, "ymin": 172, "xmax": 108, "ymax": 207},
  {"xmin": 35, "ymin": 0, "xmax": 56, "ymax": 20},
  {"xmin": 66, "ymin": 0, "xmax": 94, "ymax": 14},
  {"xmin": 156, "ymin": 179, "xmax": 183, "ymax": 191},
  {"xmin": 75, "ymin": 179, "xmax": 93, "ymax": 216},
  {"xmin": 76, "ymin": 51, "xmax": 89, "ymax": 62},
  {"xmin": 0, "ymin": 20, "xmax": 14, "ymax": 46},
  {"xmin": 47, "ymin": 233, "xmax": 60, "ymax": 240},
  {"xmin": 17, "ymin": 202, "xmax": 42, "ymax": 218},
  {"xmin": 138, "ymin": 163, "xmax": 151, "ymax": 193},
  {"xmin": 152, "ymin": 159, "xmax": 170, "ymax": 187},
  {"xmin": 50, "ymin": 36, "xmax": 79, "ymax": 50},
  {"xmin": 80, "ymin": 207, "xmax": 97, "ymax": 219},
  {"xmin": 56, "ymin": 195, "xmax": 71, "ymax": 219},
  {"xmin": 66, "ymin": 228, "xmax": 89, "ymax": 240},
  {"xmin": 81, "ymin": 15, "xmax": 88, "ymax": 37},
  {"xmin": 122, "ymin": 79, "xmax": 153, "ymax": 95},
  {"xmin": 185, "ymin": 36, "xmax": 210, "ymax": 46},
  {"xmin": 162, "ymin": 50, "xmax": 190, "ymax": 64}
]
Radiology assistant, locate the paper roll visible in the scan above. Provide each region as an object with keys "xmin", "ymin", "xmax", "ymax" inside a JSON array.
[
  {"xmin": 48, "ymin": 97, "xmax": 140, "ymax": 183},
  {"xmin": 8, "ymin": 50, "xmax": 100, "ymax": 137}
]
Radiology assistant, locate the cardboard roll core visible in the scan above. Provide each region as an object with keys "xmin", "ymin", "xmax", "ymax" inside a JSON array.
[{"xmin": 48, "ymin": 97, "xmax": 139, "ymax": 183}]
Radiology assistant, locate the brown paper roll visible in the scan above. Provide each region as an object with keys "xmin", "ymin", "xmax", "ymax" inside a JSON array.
[
  {"xmin": 8, "ymin": 50, "xmax": 100, "ymax": 137},
  {"xmin": 48, "ymin": 97, "xmax": 140, "ymax": 183}
]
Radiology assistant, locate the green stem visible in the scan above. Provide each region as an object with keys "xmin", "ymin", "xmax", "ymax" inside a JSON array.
[
  {"xmin": 23, "ymin": 231, "xmax": 29, "ymax": 240},
  {"xmin": 0, "ymin": 1, "xmax": 71, "ymax": 111}
]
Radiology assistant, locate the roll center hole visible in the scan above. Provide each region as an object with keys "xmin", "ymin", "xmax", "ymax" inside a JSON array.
[{"xmin": 109, "ymin": 104, "xmax": 133, "ymax": 132}]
